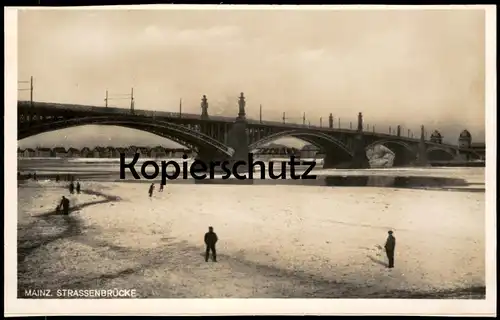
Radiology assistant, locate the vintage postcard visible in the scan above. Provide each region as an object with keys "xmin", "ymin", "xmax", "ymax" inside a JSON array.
[{"xmin": 4, "ymin": 4, "xmax": 497, "ymax": 316}]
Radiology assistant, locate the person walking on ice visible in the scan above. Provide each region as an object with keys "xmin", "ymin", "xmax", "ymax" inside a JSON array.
[
  {"xmin": 204, "ymin": 226, "xmax": 218, "ymax": 262},
  {"xmin": 148, "ymin": 183, "xmax": 155, "ymax": 198},
  {"xmin": 385, "ymin": 230, "xmax": 396, "ymax": 268}
]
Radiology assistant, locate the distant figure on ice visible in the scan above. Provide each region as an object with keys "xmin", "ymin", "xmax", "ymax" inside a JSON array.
[
  {"xmin": 33, "ymin": 172, "xmax": 37, "ymax": 181},
  {"xmin": 148, "ymin": 183, "xmax": 155, "ymax": 198},
  {"xmin": 159, "ymin": 182, "xmax": 164, "ymax": 192},
  {"xmin": 58, "ymin": 196, "xmax": 70, "ymax": 215},
  {"xmin": 76, "ymin": 182, "xmax": 81, "ymax": 194},
  {"xmin": 56, "ymin": 174, "xmax": 60, "ymax": 182},
  {"xmin": 69, "ymin": 182, "xmax": 75, "ymax": 194},
  {"xmin": 384, "ymin": 230, "xmax": 396, "ymax": 268},
  {"xmin": 204, "ymin": 226, "xmax": 218, "ymax": 262}
]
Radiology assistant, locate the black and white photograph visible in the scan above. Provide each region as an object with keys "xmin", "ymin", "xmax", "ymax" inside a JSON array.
[{"xmin": 5, "ymin": 5, "xmax": 496, "ymax": 316}]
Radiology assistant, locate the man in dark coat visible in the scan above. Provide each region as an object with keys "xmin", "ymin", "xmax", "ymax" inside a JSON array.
[
  {"xmin": 58, "ymin": 196, "xmax": 70, "ymax": 215},
  {"xmin": 148, "ymin": 183, "xmax": 155, "ymax": 197},
  {"xmin": 385, "ymin": 230, "xmax": 396, "ymax": 268},
  {"xmin": 76, "ymin": 182, "xmax": 81, "ymax": 194},
  {"xmin": 204, "ymin": 226, "xmax": 218, "ymax": 262}
]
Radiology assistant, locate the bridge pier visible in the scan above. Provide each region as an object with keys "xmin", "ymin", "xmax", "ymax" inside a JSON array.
[
  {"xmin": 351, "ymin": 112, "xmax": 370, "ymax": 169},
  {"xmin": 415, "ymin": 125, "xmax": 429, "ymax": 167},
  {"xmin": 349, "ymin": 134, "xmax": 370, "ymax": 169},
  {"xmin": 225, "ymin": 93, "xmax": 250, "ymax": 175},
  {"xmin": 323, "ymin": 112, "xmax": 369, "ymax": 169},
  {"xmin": 195, "ymin": 93, "xmax": 250, "ymax": 177}
]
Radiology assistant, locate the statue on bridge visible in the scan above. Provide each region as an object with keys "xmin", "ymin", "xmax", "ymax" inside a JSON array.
[
  {"xmin": 238, "ymin": 92, "xmax": 246, "ymax": 120},
  {"xmin": 201, "ymin": 95, "xmax": 209, "ymax": 119},
  {"xmin": 357, "ymin": 112, "xmax": 363, "ymax": 132}
]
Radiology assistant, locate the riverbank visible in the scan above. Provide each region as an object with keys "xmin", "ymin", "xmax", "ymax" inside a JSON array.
[{"xmin": 17, "ymin": 178, "xmax": 485, "ymax": 299}]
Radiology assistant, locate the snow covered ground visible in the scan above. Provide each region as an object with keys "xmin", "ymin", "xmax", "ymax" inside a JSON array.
[{"xmin": 17, "ymin": 168, "xmax": 485, "ymax": 298}]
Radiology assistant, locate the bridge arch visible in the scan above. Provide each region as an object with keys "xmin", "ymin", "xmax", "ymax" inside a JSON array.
[
  {"xmin": 426, "ymin": 146, "xmax": 456, "ymax": 161},
  {"xmin": 18, "ymin": 116, "xmax": 235, "ymax": 157},
  {"xmin": 365, "ymin": 139, "xmax": 417, "ymax": 167},
  {"xmin": 249, "ymin": 130, "xmax": 353, "ymax": 166}
]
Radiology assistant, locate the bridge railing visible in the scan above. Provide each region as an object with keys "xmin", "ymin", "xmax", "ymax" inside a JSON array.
[{"xmin": 19, "ymin": 100, "xmax": 457, "ymax": 148}]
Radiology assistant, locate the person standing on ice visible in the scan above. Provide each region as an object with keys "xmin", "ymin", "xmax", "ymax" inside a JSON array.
[
  {"xmin": 58, "ymin": 196, "xmax": 70, "ymax": 215},
  {"xmin": 148, "ymin": 183, "xmax": 155, "ymax": 198},
  {"xmin": 204, "ymin": 226, "xmax": 218, "ymax": 262},
  {"xmin": 159, "ymin": 182, "xmax": 164, "ymax": 192},
  {"xmin": 384, "ymin": 230, "xmax": 396, "ymax": 268},
  {"xmin": 69, "ymin": 182, "xmax": 75, "ymax": 194},
  {"xmin": 76, "ymin": 182, "xmax": 81, "ymax": 194}
]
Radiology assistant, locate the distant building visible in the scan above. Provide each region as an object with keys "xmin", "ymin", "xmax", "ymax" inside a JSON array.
[
  {"xmin": 80, "ymin": 147, "xmax": 91, "ymax": 158},
  {"xmin": 36, "ymin": 147, "xmax": 52, "ymax": 158},
  {"xmin": 52, "ymin": 147, "xmax": 67, "ymax": 158},
  {"xmin": 430, "ymin": 130, "xmax": 443, "ymax": 144},
  {"xmin": 256, "ymin": 143, "xmax": 296, "ymax": 157},
  {"xmin": 24, "ymin": 148, "xmax": 36, "ymax": 157},
  {"xmin": 104, "ymin": 146, "xmax": 117, "ymax": 158},
  {"xmin": 17, "ymin": 148, "xmax": 24, "ymax": 158},
  {"xmin": 150, "ymin": 146, "xmax": 167, "ymax": 158},
  {"xmin": 458, "ymin": 130, "xmax": 472, "ymax": 149},
  {"xmin": 300, "ymin": 144, "xmax": 320, "ymax": 159},
  {"xmin": 67, "ymin": 147, "xmax": 81, "ymax": 158},
  {"xmin": 136, "ymin": 146, "xmax": 150, "ymax": 158},
  {"xmin": 115, "ymin": 147, "xmax": 126, "ymax": 157},
  {"xmin": 169, "ymin": 148, "xmax": 188, "ymax": 158},
  {"xmin": 92, "ymin": 147, "xmax": 106, "ymax": 158},
  {"xmin": 124, "ymin": 146, "xmax": 137, "ymax": 158}
]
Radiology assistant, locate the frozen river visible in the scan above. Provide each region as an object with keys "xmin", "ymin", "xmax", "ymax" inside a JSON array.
[{"xmin": 17, "ymin": 159, "xmax": 486, "ymax": 298}]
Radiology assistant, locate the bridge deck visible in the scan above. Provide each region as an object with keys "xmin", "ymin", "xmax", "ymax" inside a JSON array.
[{"xmin": 18, "ymin": 100, "xmax": 471, "ymax": 151}]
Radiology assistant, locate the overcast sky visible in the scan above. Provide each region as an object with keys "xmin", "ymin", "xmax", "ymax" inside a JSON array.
[{"xmin": 17, "ymin": 8, "xmax": 486, "ymax": 149}]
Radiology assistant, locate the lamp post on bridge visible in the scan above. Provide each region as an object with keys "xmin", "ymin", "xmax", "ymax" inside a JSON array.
[
  {"xmin": 303, "ymin": 112, "xmax": 306, "ymax": 126},
  {"xmin": 320, "ymin": 117, "xmax": 322, "ymax": 127},
  {"xmin": 350, "ymin": 121, "xmax": 352, "ymax": 130},
  {"xmin": 179, "ymin": 98, "xmax": 182, "ymax": 118},
  {"xmin": 130, "ymin": 88, "xmax": 135, "ymax": 114},
  {"xmin": 103, "ymin": 89, "xmax": 134, "ymax": 113},
  {"xmin": 389, "ymin": 126, "xmax": 392, "ymax": 135},
  {"xmin": 260, "ymin": 104, "xmax": 262, "ymax": 123},
  {"xmin": 282, "ymin": 112, "xmax": 286, "ymax": 124},
  {"xmin": 18, "ymin": 76, "xmax": 34, "ymax": 106}
]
